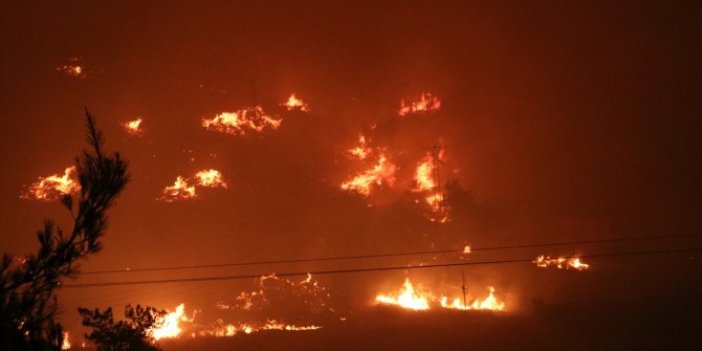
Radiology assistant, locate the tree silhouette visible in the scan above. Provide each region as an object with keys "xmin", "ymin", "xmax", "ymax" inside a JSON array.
[
  {"xmin": 78, "ymin": 305, "xmax": 164, "ymax": 351},
  {"xmin": 0, "ymin": 110, "xmax": 129, "ymax": 351}
]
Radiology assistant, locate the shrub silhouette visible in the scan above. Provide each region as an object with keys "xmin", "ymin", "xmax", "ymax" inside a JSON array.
[{"xmin": 79, "ymin": 305, "xmax": 165, "ymax": 351}]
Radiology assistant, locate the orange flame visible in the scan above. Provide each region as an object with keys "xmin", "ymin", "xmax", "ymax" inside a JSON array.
[
  {"xmin": 123, "ymin": 118, "xmax": 143, "ymax": 136},
  {"xmin": 23, "ymin": 166, "xmax": 80, "ymax": 201},
  {"xmin": 150, "ymin": 303, "xmax": 193, "ymax": 340},
  {"xmin": 202, "ymin": 107, "xmax": 282, "ymax": 135},
  {"xmin": 375, "ymin": 278, "xmax": 431, "ymax": 311},
  {"xmin": 61, "ymin": 332, "xmax": 71, "ymax": 350},
  {"xmin": 282, "ymin": 94, "xmax": 310, "ymax": 112},
  {"xmin": 194, "ymin": 169, "xmax": 227, "ymax": 188},
  {"xmin": 413, "ymin": 151, "xmax": 449, "ymax": 222},
  {"xmin": 439, "ymin": 287, "xmax": 506, "ymax": 311},
  {"xmin": 398, "ymin": 93, "xmax": 441, "ymax": 116},
  {"xmin": 341, "ymin": 152, "xmax": 397, "ymax": 196},
  {"xmin": 534, "ymin": 255, "xmax": 590, "ymax": 271},
  {"xmin": 348, "ymin": 134, "xmax": 372, "ymax": 160},
  {"xmin": 159, "ymin": 176, "xmax": 197, "ymax": 202}
]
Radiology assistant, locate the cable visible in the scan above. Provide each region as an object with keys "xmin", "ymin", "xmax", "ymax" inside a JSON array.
[
  {"xmin": 61, "ymin": 246, "xmax": 702, "ymax": 289},
  {"xmin": 81, "ymin": 232, "xmax": 702, "ymax": 275}
]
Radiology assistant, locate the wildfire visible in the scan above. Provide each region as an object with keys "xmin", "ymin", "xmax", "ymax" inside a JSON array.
[
  {"xmin": 413, "ymin": 150, "xmax": 449, "ymax": 222},
  {"xmin": 23, "ymin": 166, "xmax": 80, "ymax": 201},
  {"xmin": 159, "ymin": 176, "xmax": 197, "ymax": 202},
  {"xmin": 462, "ymin": 245, "xmax": 472, "ymax": 254},
  {"xmin": 398, "ymin": 92, "xmax": 441, "ymax": 116},
  {"xmin": 150, "ymin": 303, "xmax": 193, "ymax": 340},
  {"xmin": 123, "ymin": 118, "xmax": 143, "ymax": 136},
  {"xmin": 282, "ymin": 94, "xmax": 310, "ymax": 112},
  {"xmin": 202, "ymin": 107, "xmax": 281, "ymax": 135},
  {"xmin": 376, "ymin": 279, "xmax": 506, "ymax": 312},
  {"xmin": 341, "ymin": 153, "xmax": 397, "ymax": 196},
  {"xmin": 534, "ymin": 255, "xmax": 590, "ymax": 271},
  {"xmin": 348, "ymin": 134, "xmax": 372, "ymax": 160},
  {"xmin": 439, "ymin": 287, "xmax": 506, "ymax": 311},
  {"xmin": 159, "ymin": 169, "xmax": 228, "ymax": 201},
  {"xmin": 194, "ymin": 169, "xmax": 227, "ymax": 188},
  {"xmin": 61, "ymin": 332, "xmax": 71, "ymax": 350},
  {"xmin": 375, "ymin": 278, "xmax": 431, "ymax": 311}
]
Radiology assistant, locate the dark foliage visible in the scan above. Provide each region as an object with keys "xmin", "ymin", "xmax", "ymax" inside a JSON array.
[
  {"xmin": 0, "ymin": 110, "xmax": 129, "ymax": 350},
  {"xmin": 78, "ymin": 305, "xmax": 164, "ymax": 351}
]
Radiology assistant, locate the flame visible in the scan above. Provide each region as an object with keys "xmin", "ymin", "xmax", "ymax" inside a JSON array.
[
  {"xmin": 194, "ymin": 169, "xmax": 227, "ymax": 188},
  {"xmin": 159, "ymin": 176, "xmax": 197, "ymax": 202},
  {"xmin": 202, "ymin": 107, "xmax": 281, "ymax": 135},
  {"xmin": 150, "ymin": 303, "xmax": 193, "ymax": 340},
  {"xmin": 462, "ymin": 245, "xmax": 472, "ymax": 254},
  {"xmin": 207, "ymin": 320, "xmax": 321, "ymax": 337},
  {"xmin": 123, "ymin": 118, "xmax": 143, "ymax": 136},
  {"xmin": 413, "ymin": 151, "xmax": 449, "ymax": 222},
  {"xmin": 23, "ymin": 166, "xmax": 80, "ymax": 201},
  {"xmin": 348, "ymin": 134, "xmax": 372, "ymax": 160},
  {"xmin": 61, "ymin": 332, "xmax": 71, "ymax": 350},
  {"xmin": 56, "ymin": 65, "xmax": 85, "ymax": 78},
  {"xmin": 282, "ymin": 94, "xmax": 310, "ymax": 112},
  {"xmin": 341, "ymin": 153, "xmax": 397, "ymax": 196},
  {"xmin": 375, "ymin": 278, "xmax": 431, "ymax": 311},
  {"xmin": 533, "ymin": 255, "xmax": 590, "ymax": 271},
  {"xmin": 439, "ymin": 287, "xmax": 506, "ymax": 311},
  {"xmin": 398, "ymin": 92, "xmax": 441, "ymax": 116}
]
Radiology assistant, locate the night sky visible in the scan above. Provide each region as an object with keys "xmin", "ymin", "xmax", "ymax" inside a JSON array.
[{"xmin": 1, "ymin": 1, "xmax": 701, "ymax": 348}]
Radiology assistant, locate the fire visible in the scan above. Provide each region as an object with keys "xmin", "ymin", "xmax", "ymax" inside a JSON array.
[
  {"xmin": 341, "ymin": 153, "xmax": 397, "ymax": 196},
  {"xmin": 462, "ymin": 245, "xmax": 472, "ymax": 254},
  {"xmin": 413, "ymin": 151, "xmax": 449, "ymax": 222},
  {"xmin": 202, "ymin": 107, "xmax": 281, "ymax": 135},
  {"xmin": 61, "ymin": 332, "xmax": 71, "ymax": 350},
  {"xmin": 375, "ymin": 278, "xmax": 431, "ymax": 311},
  {"xmin": 123, "ymin": 118, "xmax": 143, "ymax": 136},
  {"xmin": 159, "ymin": 169, "xmax": 228, "ymax": 201},
  {"xmin": 23, "ymin": 166, "xmax": 80, "ymax": 201},
  {"xmin": 348, "ymin": 134, "xmax": 372, "ymax": 160},
  {"xmin": 194, "ymin": 169, "xmax": 227, "ymax": 188},
  {"xmin": 282, "ymin": 94, "xmax": 310, "ymax": 112},
  {"xmin": 150, "ymin": 303, "xmax": 192, "ymax": 340},
  {"xmin": 398, "ymin": 92, "xmax": 441, "ymax": 116},
  {"xmin": 534, "ymin": 255, "xmax": 590, "ymax": 271},
  {"xmin": 439, "ymin": 287, "xmax": 506, "ymax": 311},
  {"xmin": 207, "ymin": 320, "xmax": 321, "ymax": 337},
  {"xmin": 376, "ymin": 279, "xmax": 506, "ymax": 312},
  {"xmin": 159, "ymin": 176, "xmax": 197, "ymax": 202}
]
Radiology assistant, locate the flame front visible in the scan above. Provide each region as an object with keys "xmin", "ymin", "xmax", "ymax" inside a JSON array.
[
  {"xmin": 534, "ymin": 255, "xmax": 590, "ymax": 271},
  {"xmin": 282, "ymin": 94, "xmax": 310, "ymax": 112},
  {"xmin": 150, "ymin": 303, "xmax": 192, "ymax": 340},
  {"xmin": 439, "ymin": 287, "xmax": 506, "ymax": 311},
  {"xmin": 159, "ymin": 176, "xmax": 197, "ymax": 202},
  {"xmin": 194, "ymin": 169, "xmax": 227, "ymax": 188},
  {"xmin": 398, "ymin": 92, "xmax": 441, "ymax": 116},
  {"xmin": 123, "ymin": 118, "xmax": 143, "ymax": 136},
  {"xmin": 341, "ymin": 153, "xmax": 397, "ymax": 196},
  {"xmin": 375, "ymin": 278, "xmax": 431, "ymax": 311},
  {"xmin": 61, "ymin": 332, "xmax": 71, "ymax": 350},
  {"xmin": 202, "ymin": 107, "xmax": 281, "ymax": 135},
  {"xmin": 23, "ymin": 166, "xmax": 80, "ymax": 201}
]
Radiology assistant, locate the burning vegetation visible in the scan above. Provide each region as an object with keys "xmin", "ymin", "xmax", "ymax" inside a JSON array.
[
  {"xmin": 282, "ymin": 94, "xmax": 310, "ymax": 112},
  {"xmin": 533, "ymin": 255, "xmax": 590, "ymax": 271},
  {"xmin": 22, "ymin": 166, "xmax": 80, "ymax": 201},
  {"xmin": 375, "ymin": 278, "xmax": 505, "ymax": 312},
  {"xmin": 398, "ymin": 92, "xmax": 442, "ymax": 116},
  {"xmin": 123, "ymin": 118, "xmax": 144, "ymax": 136},
  {"xmin": 202, "ymin": 107, "xmax": 282, "ymax": 135},
  {"xmin": 159, "ymin": 169, "xmax": 227, "ymax": 202}
]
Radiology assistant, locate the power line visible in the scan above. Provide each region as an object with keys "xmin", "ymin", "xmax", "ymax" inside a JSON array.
[
  {"xmin": 61, "ymin": 246, "xmax": 702, "ymax": 289},
  {"xmin": 81, "ymin": 232, "xmax": 702, "ymax": 275}
]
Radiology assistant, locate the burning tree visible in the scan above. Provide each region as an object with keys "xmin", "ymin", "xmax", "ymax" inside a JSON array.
[{"xmin": 0, "ymin": 111, "xmax": 129, "ymax": 351}]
